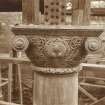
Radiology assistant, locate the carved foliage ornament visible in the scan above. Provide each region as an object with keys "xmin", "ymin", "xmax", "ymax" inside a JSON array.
[
  {"xmin": 26, "ymin": 35, "xmax": 86, "ymax": 68},
  {"xmin": 11, "ymin": 25, "xmax": 104, "ymax": 74}
]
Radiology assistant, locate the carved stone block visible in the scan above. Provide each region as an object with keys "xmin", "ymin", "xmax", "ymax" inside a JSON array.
[{"xmin": 12, "ymin": 25, "xmax": 103, "ymax": 73}]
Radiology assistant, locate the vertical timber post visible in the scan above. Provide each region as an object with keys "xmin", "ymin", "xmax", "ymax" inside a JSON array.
[
  {"xmin": 22, "ymin": 0, "xmax": 40, "ymax": 24},
  {"xmin": 0, "ymin": 23, "xmax": 2, "ymax": 100},
  {"xmin": 22, "ymin": 0, "xmax": 40, "ymax": 105},
  {"xmin": 72, "ymin": 0, "xmax": 90, "ymax": 25}
]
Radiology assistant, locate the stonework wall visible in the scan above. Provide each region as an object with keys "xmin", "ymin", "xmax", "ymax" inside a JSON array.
[
  {"xmin": 0, "ymin": 12, "xmax": 22, "ymax": 25},
  {"xmin": 0, "ymin": 12, "xmax": 22, "ymax": 53}
]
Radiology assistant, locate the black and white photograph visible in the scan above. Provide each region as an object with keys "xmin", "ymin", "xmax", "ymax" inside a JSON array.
[{"xmin": 0, "ymin": 0, "xmax": 105, "ymax": 105}]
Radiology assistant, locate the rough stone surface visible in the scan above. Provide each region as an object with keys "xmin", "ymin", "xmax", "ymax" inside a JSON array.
[{"xmin": 0, "ymin": 12, "xmax": 22, "ymax": 53}]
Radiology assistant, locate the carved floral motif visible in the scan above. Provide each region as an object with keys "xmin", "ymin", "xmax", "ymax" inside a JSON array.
[
  {"xmin": 12, "ymin": 36, "xmax": 29, "ymax": 52},
  {"xmin": 85, "ymin": 37, "xmax": 102, "ymax": 53},
  {"xmin": 11, "ymin": 25, "xmax": 104, "ymax": 73},
  {"xmin": 26, "ymin": 35, "xmax": 86, "ymax": 68}
]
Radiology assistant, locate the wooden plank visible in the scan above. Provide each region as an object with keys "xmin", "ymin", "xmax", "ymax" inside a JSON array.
[
  {"xmin": 79, "ymin": 76, "xmax": 105, "ymax": 81},
  {"xmin": 67, "ymin": 8, "xmax": 105, "ymax": 16},
  {"xmin": 0, "ymin": 81, "xmax": 8, "ymax": 87},
  {"xmin": 0, "ymin": 65, "xmax": 3, "ymax": 99},
  {"xmin": 8, "ymin": 62, "xmax": 13, "ymax": 102},
  {"xmin": 8, "ymin": 51, "xmax": 14, "ymax": 102},
  {"xmin": 72, "ymin": 0, "xmax": 90, "ymax": 25},
  {"xmin": 22, "ymin": 0, "xmax": 40, "ymax": 24},
  {"xmin": 0, "ymin": 56, "xmax": 30, "ymax": 64},
  {"xmin": 80, "ymin": 82, "xmax": 105, "ymax": 88},
  {"xmin": 83, "ymin": 0, "xmax": 91, "ymax": 25},
  {"xmin": 17, "ymin": 52, "xmax": 23, "ymax": 105},
  {"xmin": 79, "ymin": 86, "xmax": 97, "ymax": 101},
  {"xmin": 81, "ymin": 63, "xmax": 105, "ymax": 69},
  {"xmin": 91, "ymin": 8, "xmax": 105, "ymax": 16},
  {"xmin": 90, "ymin": 97, "xmax": 105, "ymax": 105},
  {"xmin": 72, "ymin": 0, "xmax": 83, "ymax": 25},
  {"xmin": 0, "ymin": 101, "xmax": 20, "ymax": 105}
]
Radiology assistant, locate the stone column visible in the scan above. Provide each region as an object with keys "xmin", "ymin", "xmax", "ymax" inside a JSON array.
[
  {"xmin": 11, "ymin": 0, "xmax": 104, "ymax": 105},
  {"xmin": 33, "ymin": 70, "xmax": 79, "ymax": 105}
]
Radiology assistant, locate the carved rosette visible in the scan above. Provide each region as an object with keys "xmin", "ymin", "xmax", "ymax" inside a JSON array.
[
  {"xmin": 85, "ymin": 37, "xmax": 102, "ymax": 53},
  {"xmin": 12, "ymin": 36, "xmax": 29, "ymax": 52}
]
